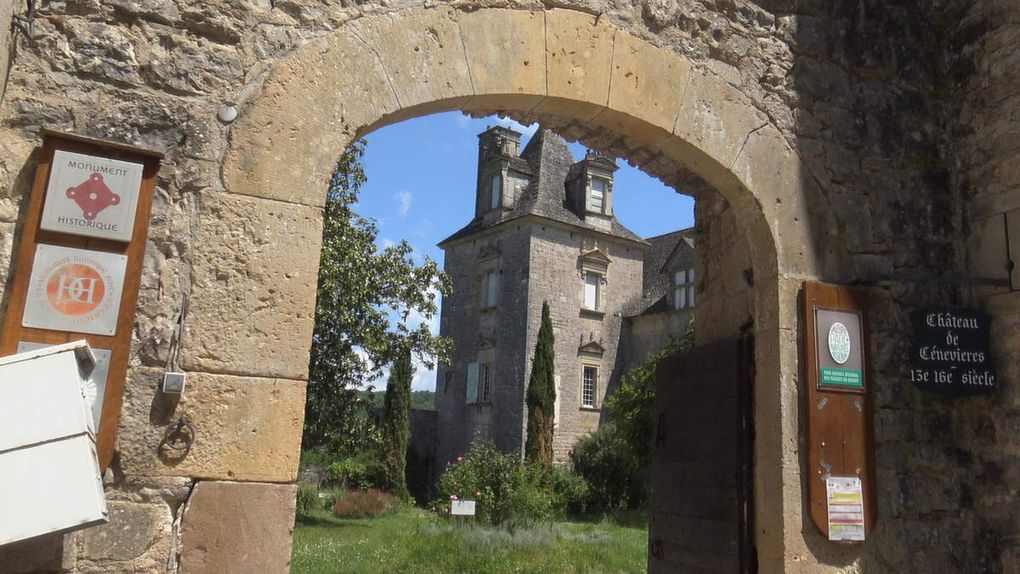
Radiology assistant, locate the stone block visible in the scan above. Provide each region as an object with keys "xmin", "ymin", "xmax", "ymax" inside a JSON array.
[
  {"xmin": 222, "ymin": 30, "xmax": 397, "ymax": 207},
  {"xmin": 119, "ymin": 370, "xmax": 306, "ymax": 482},
  {"xmin": 545, "ymin": 9, "xmax": 615, "ymax": 110},
  {"xmin": 349, "ymin": 7, "xmax": 472, "ymax": 110},
  {"xmin": 968, "ymin": 212, "xmax": 1011, "ymax": 291},
  {"xmin": 180, "ymin": 481, "xmax": 297, "ymax": 574},
  {"xmin": 674, "ymin": 67, "xmax": 769, "ymax": 172},
  {"xmin": 459, "ymin": 9, "xmax": 546, "ymax": 100},
  {"xmin": 0, "ymin": 533, "xmax": 64, "ymax": 574},
  {"xmin": 181, "ymin": 190, "xmax": 320, "ymax": 380},
  {"xmin": 81, "ymin": 501, "xmax": 171, "ymax": 563},
  {"xmin": 607, "ymin": 31, "xmax": 691, "ymax": 136}
]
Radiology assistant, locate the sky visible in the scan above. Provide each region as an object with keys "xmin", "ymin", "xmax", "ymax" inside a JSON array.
[{"xmin": 352, "ymin": 111, "xmax": 695, "ymax": 391}]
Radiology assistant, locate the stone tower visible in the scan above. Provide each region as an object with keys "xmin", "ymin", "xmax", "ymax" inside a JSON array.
[{"xmin": 433, "ymin": 126, "xmax": 648, "ymax": 468}]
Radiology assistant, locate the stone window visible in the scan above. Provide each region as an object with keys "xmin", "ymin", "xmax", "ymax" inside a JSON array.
[
  {"xmin": 674, "ymin": 268, "xmax": 695, "ymax": 310},
  {"xmin": 480, "ymin": 270, "xmax": 498, "ymax": 308},
  {"xmin": 583, "ymin": 271, "xmax": 601, "ymax": 310},
  {"xmin": 479, "ymin": 363, "xmax": 493, "ymax": 403},
  {"xmin": 581, "ymin": 365, "xmax": 598, "ymax": 408},
  {"xmin": 490, "ymin": 174, "xmax": 502, "ymax": 210},
  {"xmin": 466, "ymin": 360, "xmax": 493, "ymax": 404}
]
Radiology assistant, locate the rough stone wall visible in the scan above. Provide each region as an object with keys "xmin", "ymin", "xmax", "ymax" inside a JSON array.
[
  {"xmin": 693, "ymin": 191, "xmax": 752, "ymax": 345},
  {"xmin": 436, "ymin": 220, "xmax": 644, "ymax": 466},
  {"xmin": 621, "ymin": 309, "xmax": 692, "ymax": 371},
  {"xmin": 0, "ymin": 0, "xmax": 1016, "ymax": 572},
  {"xmin": 956, "ymin": 1, "xmax": 1020, "ymax": 571},
  {"xmin": 521, "ymin": 222, "xmax": 645, "ymax": 462},
  {"xmin": 0, "ymin": 0, "xmax": 15, "ymax": 102},
  {"xmin": 434, "ymin": 223, "xmax": 533, "ymax": 470}
]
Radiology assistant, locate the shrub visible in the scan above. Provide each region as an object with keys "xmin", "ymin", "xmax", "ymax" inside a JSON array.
[
  {"xmin": 296, "ymin": 484, "xmax": 320, "ymax": 515},
  {"xmin": 331, "ymin": 489, "xmax": 400, "ymax": 518},
  {"xmin": 435, "ymin": 441, "xmax": 555, "ymax": 526},
  {"xmin": 327, "ymin": 452, "xmax": 387, "ymax": 490},
  {"xmin": 571, "ymin": 423, "xmax": 644, "ymax": 513},
  {"xmin": 543, "ymin": 466, "xmax": 590, "ymax": 517},
  {"xmin": 605, "ymin": 327, "xmax": 693, "ymax": 467}
]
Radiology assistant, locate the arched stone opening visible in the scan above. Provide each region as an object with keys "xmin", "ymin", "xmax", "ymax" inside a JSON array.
[{"xmin": 182, "ymin": 6, "xmax": 852, "ymax": 570}]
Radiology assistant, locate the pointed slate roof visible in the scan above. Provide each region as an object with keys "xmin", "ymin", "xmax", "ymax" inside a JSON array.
[{"xmin": 439, "ymin": 128, "xmax": 645, "ymax": 246}]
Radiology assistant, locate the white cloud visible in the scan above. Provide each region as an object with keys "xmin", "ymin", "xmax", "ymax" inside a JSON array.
[
  {"xmin": 395, "ymin": 190, "xmax": 413, "ymax": 217},
  {"xmin": 380, "ymin": 237, "xmax": 396, "ymax": 249},
  {"xmin": 454, "ymin": 114, "xmax": 472, "ymax": 129}
]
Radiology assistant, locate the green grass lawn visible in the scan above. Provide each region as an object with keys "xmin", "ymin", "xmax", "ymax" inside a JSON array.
[{"xmin": 291, "ymin": 508, "xmax": 648, "ymax": 573}]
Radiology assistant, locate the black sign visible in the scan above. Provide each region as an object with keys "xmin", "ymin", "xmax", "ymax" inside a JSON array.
[{"xmin": 910, "ymin": 309, "xmax": 996, "ymax": 396}]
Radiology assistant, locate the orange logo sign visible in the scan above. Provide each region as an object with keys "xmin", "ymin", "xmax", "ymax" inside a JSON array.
[{"xmin": 45, "ymin": 263, "xmax": 106, "ymax": 316}]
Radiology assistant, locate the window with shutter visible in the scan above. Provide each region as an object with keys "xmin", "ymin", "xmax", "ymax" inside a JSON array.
[
  {"xmin": 490, "ymin": 175, "xmax": 502, "ymax": 210},
  {"xmin": 584, "ymin": 272, "xmax": 600, "ymax": 310},
  {"xmin": 466, "ymin": 362, "xmax": 479, "ymax": 404}
]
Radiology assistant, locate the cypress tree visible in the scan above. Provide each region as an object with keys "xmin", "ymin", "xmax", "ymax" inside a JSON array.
[
  {"xmin": 525, "ymin": 301, "xmax": 556, "ymax": 466},
  {"xmin": 382, "ymin": 346, "xmax": 413, "ymax": 499}
]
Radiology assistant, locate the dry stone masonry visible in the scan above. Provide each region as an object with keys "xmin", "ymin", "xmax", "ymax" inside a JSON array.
[{"xmin": 0, "ymin": 0, "xmax": 1016, "ymax": 572}]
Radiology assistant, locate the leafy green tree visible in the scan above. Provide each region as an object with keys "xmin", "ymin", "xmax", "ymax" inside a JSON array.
[
  {"xmin": 382, "ymin": 347, "xmax": 413, "ymax": 499},
  {"xmin": 303, "ymin": 141, "xmax": 452, "ymax": 456},
  {"xmin": 605, "ymin": 321, "xmax": 694, "ymax": 466},
  {"xmin": 525, "ymin": 301, "xmax": 556, "ymax": 466}
]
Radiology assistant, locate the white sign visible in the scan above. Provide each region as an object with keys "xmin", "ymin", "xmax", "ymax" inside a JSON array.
[
  {"xmin": 40, "ymin": 150, "xmax": 143, "ymax": 242},
  {"xmin": 451, "ymin": 500, "xmax": 476, "ymax": 516},
  {"xmin": 825, "ymin": 476, "xmax": 865, "ymax": 542},
  {"xmin": 827, "ymin": 322, "xmax": 851, "ymax": 365},
  {"xmin": 22, "ymin": 244, "xmax": 127, "ymax": 336},
  {"xmin": 17, "ymin": 341, "xmax": 111, "ymax": 432}
]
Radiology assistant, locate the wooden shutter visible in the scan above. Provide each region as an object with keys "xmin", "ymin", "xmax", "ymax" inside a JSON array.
[{"xmin": 466, "ymin": 362, "xmax": 479, "ymax": 404}]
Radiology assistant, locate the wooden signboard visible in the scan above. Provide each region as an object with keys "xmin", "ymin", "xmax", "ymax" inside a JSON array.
[
  {"xmin": 910, "ymin": 309, "xmax": 996, "ymax": 396},
  {"xmin": 0, "ymin": 130, "xmax": 162, "ymax": 472},
  {"xmin": 803, "ymin": 282, "xmax": 877, "ymax": 542}
]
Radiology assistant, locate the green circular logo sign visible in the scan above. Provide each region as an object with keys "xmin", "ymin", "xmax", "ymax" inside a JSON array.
[{"xmin": 828, "ymin": 322, "xmax": 851, "ymax": 365}]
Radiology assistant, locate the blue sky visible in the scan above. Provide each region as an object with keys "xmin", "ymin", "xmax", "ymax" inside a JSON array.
[{"xmin": 353, "ymin": 111, "xmax": 694, "ymax": 390}]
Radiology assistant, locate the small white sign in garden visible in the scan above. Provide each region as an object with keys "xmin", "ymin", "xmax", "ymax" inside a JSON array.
[{"xmin": 451, "ymin": 500, "xmax": 476, "ymax": 516}]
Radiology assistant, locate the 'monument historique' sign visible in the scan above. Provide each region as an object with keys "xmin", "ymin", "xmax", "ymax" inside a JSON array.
[{"xmin": 910, "ymin": 309, "xmax": 996, "ymax": 395}]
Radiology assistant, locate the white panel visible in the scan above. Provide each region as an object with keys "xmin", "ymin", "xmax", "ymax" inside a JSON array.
[
  {"xmin": 40, "ymin": 150, "xmax": 143, "ymax": 242},
  {"xmin": 17, "ymin": 342, "xmax": 111, "ymax": 433},
  {"xmin": 466, "ymin": 362, "xmax": 479, "ymax": 404},
  {"xmin": 0, "ymin": 348, "xmax": 93, "ymax": 451},
  {"xmin": 451, "ymin": 500, "xmax": 476, "ymax": 516},
  {"xmin": 0, "ymin": 434, "xmax": 107, "ymax": 545},
  {"xmin": 22, "ymin": 244, "xmax": 128, "ymax": 336}
]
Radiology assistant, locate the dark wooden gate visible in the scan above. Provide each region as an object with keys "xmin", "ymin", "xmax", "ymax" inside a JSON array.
[{"xmin": 648, "ymin": 334, "xmax": 756, "ymax": 573}]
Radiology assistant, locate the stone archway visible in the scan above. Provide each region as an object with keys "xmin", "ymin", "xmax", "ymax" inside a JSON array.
[{"xmin": 171, "ymin": 7, "xmax": 850, "ymax": 571}]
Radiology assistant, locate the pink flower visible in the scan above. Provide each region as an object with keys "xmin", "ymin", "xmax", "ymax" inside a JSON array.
[
  {"xmin": 457, "ymin": 456, "xmax": 464, "ymax": 462},
  {"xmin": 450, "ymin": 494, "xmax": 458, "ymax": 500},
  {"xmin": 443, "ymin": 507, "xmax": 450, "ymax": 514},
  {"xmin": 474, "ymin": 491, "xmax": 481, "ymax": 497}
]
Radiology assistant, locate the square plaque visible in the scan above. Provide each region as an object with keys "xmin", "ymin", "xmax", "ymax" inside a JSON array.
[
  {"xmin": 40, "ymin": 150, "xmax": 144, "ymax": 242},
  {"xmin": 22, "ymin": 244, "xmax": 128, "ymax": 336}
]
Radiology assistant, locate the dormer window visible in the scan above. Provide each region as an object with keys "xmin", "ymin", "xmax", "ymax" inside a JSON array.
[
  {"xmin": 674, "ymin": 269, "xmax": 695, "ymax": 309},
  {"xmin": 587, "ymin": 176, "xmax": 611, "ymax": 214},
  {"xmin": 490, "ymin": 174, "xmax": 502, "ymax": 210}
]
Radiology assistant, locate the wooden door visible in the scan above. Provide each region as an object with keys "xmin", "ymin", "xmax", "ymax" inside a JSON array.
[{"xmin": 648, "ymin": 334, "xmax": 756, "ymax": 573}]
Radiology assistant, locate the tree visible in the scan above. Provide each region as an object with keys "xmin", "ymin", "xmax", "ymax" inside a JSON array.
[
  {"xmin": 382, "ymin": 346, "xmax": 413, "ymax": 499},
  {"xmin": 604, "ymin": 321, "xmax": 694, "ymax": 467},
  {"xmin": 303, "ymin": 140, "xmax": 452, "ymax": 456},
  {"xmin": 524, "ymin": 301, "xmax": 556, "ymax": 466}
]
